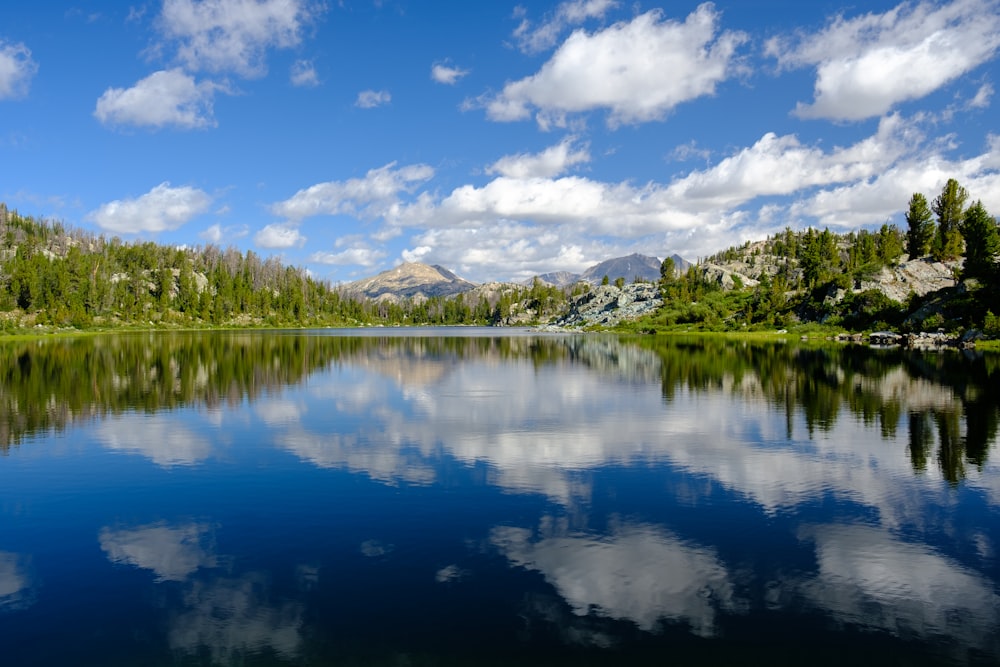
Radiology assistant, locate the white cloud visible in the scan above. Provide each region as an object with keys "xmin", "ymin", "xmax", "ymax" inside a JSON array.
[
  {"xmin": 664, "ymin": 113, "xmax": 915, "ymax": 209},
  {"xmin": 94, "ymin": 69, "xmax": 222, "ymax": 129},
  {"xmin": 486, "ymin": 137, "xmax": 590, "ymax": 179},
  {"xmin": 969, "ymin": 82, "xmax": 994, "ymax": 108},
  {"xmin": 158, "ymin": 0, "xmax": 321, "ymax": 77},
  {"xmin": 430, "ymin": 62, "xmax": 469, "ymax": 85},
  {"xmin": 309, "ymin": 244, "xmax": 386, "ymax": 267},
  {"xmin": 87, "ymin": 181, "xmax": 212, "ymax": 234},
  {"xmin": 355, "ymin": 89, "xmax": 390, "ymax": 108},
  {"xmin": 486, "ymin": 5, "xmax": 746, "ymax": 127},
  {"xmin": 100, "ymin": 522, "xmax": 217, "ymax": 582},
  {"xmin": 200, "ymin": 222, "xmax": 248, "ymax": 243},
  {"xmin": 512, "ymin": 0, "xmax": 619, "ymax": 54},
  {"xmin": 0, "ymin": 41, "xmax": 37, "ymax": 99},
  {"xmin": 289, "ymin": 59, "xmax": 319, "ymax": 87},
  {"xmin": 254, "ymin": 222, "xmax": 306, "ymax": 248},
  {"xmin": 271, "ymin": 162, "xmax": 434, "ymax": 221},
  {"xmin": 767, "ymin": 0, "xmax": 1000, "ymax": 121},
  {"xmin": 378, "ymin": 113, "xmax": 963, "ymax": 274}
]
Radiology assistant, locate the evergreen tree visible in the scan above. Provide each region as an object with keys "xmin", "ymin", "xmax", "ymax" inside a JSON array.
[
  {"xmin": 932, "ymin": 179, "xmax": 968, "ymax": 261},
  {"xmin": 959, "ymin": 200, "xmax": 999, "ymax": 280},
  {"xmin": 904, "ymin": 192, "xmax": 934, "ymax": 258}
]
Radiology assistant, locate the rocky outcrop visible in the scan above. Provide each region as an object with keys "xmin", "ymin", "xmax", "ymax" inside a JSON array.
[
  {"xmin": 857, "ymin": 258, "xmax": 957, "ymax": 302},
  {"xmin": 550, "ymin": 283, "xmax": 662, "ymax": 328},
  {"xmin": 697, "ymin": 263, "xmax": 760, "ymax": 290}
]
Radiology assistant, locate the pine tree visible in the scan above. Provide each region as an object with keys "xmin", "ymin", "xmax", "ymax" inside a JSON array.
[
  {"xmin": 904, "ymin": 192, "xmax": 934, "ymax": 258},
  {"xmin": 932, "ymin": 179, "xmax": 968, "ymax": 261},
  {"xmin": 959, "ymin": 200, "xmax": 999, "ymax": 280}
]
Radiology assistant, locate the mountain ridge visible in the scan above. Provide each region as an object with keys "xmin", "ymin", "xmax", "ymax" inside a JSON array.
[{"xmin": 342, "ymin": 253, "xmax": 691, "ymax": 302}]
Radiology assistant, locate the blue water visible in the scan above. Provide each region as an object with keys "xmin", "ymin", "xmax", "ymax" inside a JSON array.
[{"xmin": 0, "ymin": 330, "xmax": 997, "ymax": 665}]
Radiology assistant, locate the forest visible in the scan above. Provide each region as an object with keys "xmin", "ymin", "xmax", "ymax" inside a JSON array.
[
  {"xmin": 0, "ymin": 176, "xmax": 996, "ymax": 335},
  {"xmin": 0, "ymin": 202, "xmax": 560, "ymax": 330}
]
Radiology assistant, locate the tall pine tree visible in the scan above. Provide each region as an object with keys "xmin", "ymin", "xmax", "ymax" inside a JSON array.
[
  {"xmin": 904, "ymin": 192, "xmax": 934, "ymax": 259},
  {"xmin": 932, "ymin": 178, "xmax": 968, "ymax": 261}
]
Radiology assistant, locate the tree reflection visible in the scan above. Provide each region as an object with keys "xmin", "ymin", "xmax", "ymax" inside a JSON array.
[
  {"xmin": 639, "ymin": 336, "xmax": 999, "ymax": 483},
  {"xmin": 0, "ymin": 331, "xmax": 996, "ymax": 483}
]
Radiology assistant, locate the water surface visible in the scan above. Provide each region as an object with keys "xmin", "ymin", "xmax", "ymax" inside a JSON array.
[{"xmin": 1, "ymin": 330, "xmax": 998, "ymax": 665}]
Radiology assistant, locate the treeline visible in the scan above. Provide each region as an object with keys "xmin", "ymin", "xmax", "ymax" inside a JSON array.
[
  {"xmin": 0, "ymin": 204, "xmax": 564, "ymax": 330},
  {"xmin": 640, "ymin": 178, "xmax": 999, "ymax": 334}
]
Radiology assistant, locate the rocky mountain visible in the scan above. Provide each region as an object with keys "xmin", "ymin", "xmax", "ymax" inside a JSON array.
[
  {"xmin": 531, "ymin": 271, "xmax": 579, "ymax": 287},
  {"xmin": 579, "ymin": 253, "xmax": 665, "ymax": 285},
  {"xmin": 340, "ymin": 262, "xmax": 476, "ymax": 302}
]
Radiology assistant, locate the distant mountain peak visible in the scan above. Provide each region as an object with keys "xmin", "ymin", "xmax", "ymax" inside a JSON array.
[{"xmin": 343, "ymin": 262, "xmax": 476, "ymax": 302}]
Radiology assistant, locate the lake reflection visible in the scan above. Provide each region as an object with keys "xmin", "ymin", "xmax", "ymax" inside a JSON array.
[{"xmin": 0, "ymin": 330, "xmax": 998, "ymax": 665}]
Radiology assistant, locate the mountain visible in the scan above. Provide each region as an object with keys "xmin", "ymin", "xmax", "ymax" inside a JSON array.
[
  {"xmin": 340, "ymin": 262, "xmax": 477, "ymax": 302},
  {"xmin": 579, "ymin": 253, "xmax": 666, "ymax": 285},
  {"xmin": 531, "ymin": 271, "xmax": 579, "ymax": 288}
]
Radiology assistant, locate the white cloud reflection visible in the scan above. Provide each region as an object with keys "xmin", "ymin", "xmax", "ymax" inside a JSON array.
[
  {"xmin": 794, "ymin": 523, "xmax": 1000, "ymax": 653},
  {"xmin": 0, "ymin": 552, "xmax": 32, "ymax": 611},
  {"xmin": 492, "ymin": 521, "xmax": 736, "ymax": 636},
  {"xmin": 99, "ymin": 522, "xmax": 217, "ymax": 582},
  {"xmin": 169, "ymin": 573, "xmax": 303, "ymax": 663},
  {"xmin": 97, "ymin": 414, "xmax": 213, "ymax": 467},
  {"xmin": 271, "ymin": 339, "xmax": 978, "ymax": 524}
]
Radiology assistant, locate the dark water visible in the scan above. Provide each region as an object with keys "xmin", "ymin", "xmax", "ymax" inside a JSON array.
[{"xmin": 0, "ymin": 329, "xmax": 998, "ymax": 666}]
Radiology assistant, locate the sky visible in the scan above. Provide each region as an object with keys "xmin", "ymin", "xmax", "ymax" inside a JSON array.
[{"xmin": 1, "ymin": 0, "xmax": 999, "ymax": 284}]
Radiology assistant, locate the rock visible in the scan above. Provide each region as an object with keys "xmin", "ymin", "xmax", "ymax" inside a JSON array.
[{"xmin": 554, "ymin": 283, "xmax": 663, "ymax": 328}]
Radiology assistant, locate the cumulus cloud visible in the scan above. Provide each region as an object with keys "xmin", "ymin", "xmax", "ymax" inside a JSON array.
[
  {"xmin": 486, "ymin": 137, "xmax": 590, "ymax": 179},
  {"xmin": 289, "ymin": 59, "xmax": 319, "ymax": 87},
  {"xmin": 158, "ymin": 0, "xmax": 321, "ymax": 77},
  {"xmin": 664, "ymin": 113, "xmax": 916, "ymax": 209},
  {"xmin": 355, "ymin": 89, "xmax": 391, "ymax": 108},
  {"xmin": 271, "ymin": 162, "xmax": 434, "ymax": 221},
  {"xmin": 309, "ymin": 243, "xmax": 386, "ymax": 267},
  {"xmin": 766, "ymin": 0, "xmax": 1000, "ymax": 120},
  {"xmin": 512, "ymin": 0, "xmax": 619, "ymax": 54},
  {"xmin": 430, "ymin": 62, "xmax": 469, "ymax": 85},
  {"xmin": 94, "ymin": 69, "xmax": 222, "ymax": 129},
  {"xmin": 0, "ymin": 41, "xmax": 37, "ymax": 99},
  {"xmin": 388, "ymin": 117, "xmax": 914, "ymax": 239},
  {"xmin": 372, "ymin": 112, "xmax": 999, "ymax": 277},
  {"xmin": 486, "ymin": 5, "xmax": 746, "ymax": 127},
  {"xmin": 87, "ymin": 181, "xmax": 212, "ymax": 234},
  {"xmin": 200, "ymin": 222, "xmax": 248, "ymax": 244},
  {"xmin": 254, "ymin": 222, "xmax": 306, "ymax": 248}
]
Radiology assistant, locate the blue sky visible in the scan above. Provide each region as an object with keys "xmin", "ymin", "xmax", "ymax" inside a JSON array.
[{"xmin": 1, "ymin": 0, "xmax": 998, "ymax": 284}]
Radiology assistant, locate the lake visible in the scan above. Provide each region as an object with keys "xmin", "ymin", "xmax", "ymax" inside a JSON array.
[{"xmin": 0, "ymin": 329, "xmax": 998, "ymax": 666}]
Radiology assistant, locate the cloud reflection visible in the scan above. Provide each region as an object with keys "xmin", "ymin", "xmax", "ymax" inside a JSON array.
[
  {"xmin": 491, "ymin": 521, "xmax": 736, "ymax": 636},
  {"xmin": 99, "ymin": 522, "xmax": 217, "ymax": 582},
  {"xmin": 0, "ymin": 551, "xmax": 33, "ymax": 611},
  {"xmin": 97, "ymin": 414, "xmax": 213, "ymax": 466},
  {"xmin": 795, "ymin": 523, "xmax": 1000, "ymax": 652},
  {"xmin": 168, "ymin": 573, "xmax": 303, "ymax": 663}
]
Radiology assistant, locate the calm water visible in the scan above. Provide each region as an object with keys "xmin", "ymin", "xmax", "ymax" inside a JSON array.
[{"xmin": 0, "ymin": 329, "xmax": 998, "ymax": 666}]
